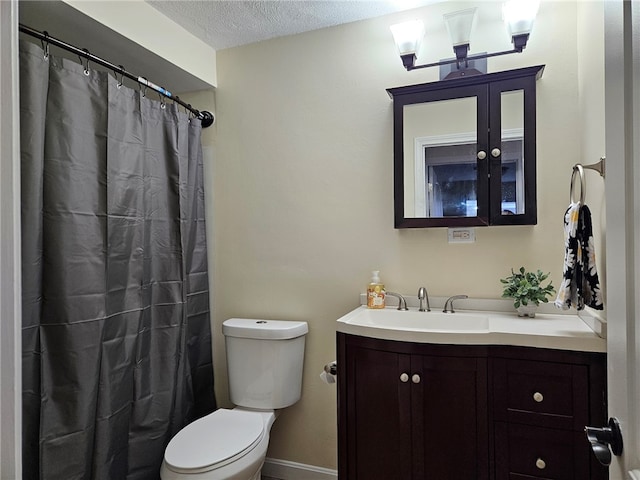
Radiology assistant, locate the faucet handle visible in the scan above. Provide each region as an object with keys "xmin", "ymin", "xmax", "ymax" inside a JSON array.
[
  {"xmin": 386, "ymin": 291, "xmax": 409, "ymax": 311},
  {"xmin": 443, "ymin": 294, "xmax": 468, "ymax": 313}
]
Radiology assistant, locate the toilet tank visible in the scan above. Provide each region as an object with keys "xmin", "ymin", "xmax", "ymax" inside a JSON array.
[{"xmin": 222, "ymin": 319, "xmax": 308, "ymax": 409}]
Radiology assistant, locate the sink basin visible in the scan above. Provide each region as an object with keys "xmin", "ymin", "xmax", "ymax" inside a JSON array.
[
  {"xmin": 340, "ymin": 306, "xmax": 490, "ymax": 333},
  {"xmin": 336, "ymin": 305, "xmax": 607, "ymax": 351}
]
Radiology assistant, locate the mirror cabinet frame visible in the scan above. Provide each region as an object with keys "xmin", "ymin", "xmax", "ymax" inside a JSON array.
[{"xmin": 387, "ymin": 65, "xmax": 545, "ymax": 228}]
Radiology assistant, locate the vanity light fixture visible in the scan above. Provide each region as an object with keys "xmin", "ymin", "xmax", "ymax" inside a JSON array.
[{"xmin": 390, "ymin": 0, "xmax": 540, "ymax": 73}]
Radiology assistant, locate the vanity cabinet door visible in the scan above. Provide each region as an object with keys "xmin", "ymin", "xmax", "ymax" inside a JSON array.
[
  {"xmin": 338, "ymin": 336, "xmax": 414, "ymax": 480},
  {"xmin": 412, "ymin": 354, "xmax": 489, "ymax": 480},
  {"xmin": 337, "ymin": 333, "xmax": 489, "ymax": 480}
]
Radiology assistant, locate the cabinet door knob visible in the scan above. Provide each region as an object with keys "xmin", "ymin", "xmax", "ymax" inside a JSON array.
[
  {"xmin": 533, "ymin": 391, "xmax": 544, "ymax": 403},
  {"xmin": 411, "ymin": 374, "xmax": 421, "ymax": 384},
  {"xmin": 535, "ymin": 458, "xmax": 546, "ymax": 470},
  {"xmin": 477, "ymin": 150, "xmax": 487, "ymax": 160},
  {"xmin": 400, "ymin": 373, "xmax": 409, "ymax": 383},
  {"xmin": 491, "ymin": 148, "xmax": 501, "ymax": 158}
]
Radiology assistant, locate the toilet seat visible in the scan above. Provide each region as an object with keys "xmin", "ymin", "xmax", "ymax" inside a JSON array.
[{"xmin": 164, "ymin": 409, "xmax": 265, "ymax": 474}]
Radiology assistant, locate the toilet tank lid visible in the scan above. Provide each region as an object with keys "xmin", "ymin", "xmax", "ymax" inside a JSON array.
[{"xmin": 223, "ymin": 319, "xmax": 308, "ymax": 340}]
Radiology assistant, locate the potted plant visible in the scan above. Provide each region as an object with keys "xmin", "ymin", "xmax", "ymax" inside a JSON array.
[{"xmin": 500, "ymin": 267, "xmax": 555, "ymax": 318}]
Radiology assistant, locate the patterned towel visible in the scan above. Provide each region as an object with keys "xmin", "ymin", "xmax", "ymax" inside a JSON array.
[
  {"xmin": 555, "ymin": 203, "xmax": 580, "ymax": 309},
  {"xmin": 555, "ymin": 203, "xmax": 604, "ymax": 310}
]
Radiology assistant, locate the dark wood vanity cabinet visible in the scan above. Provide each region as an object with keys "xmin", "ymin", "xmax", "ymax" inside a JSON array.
[{"xmin": 337, "ymin": 333, "xmax": 607, "ymax": 480}]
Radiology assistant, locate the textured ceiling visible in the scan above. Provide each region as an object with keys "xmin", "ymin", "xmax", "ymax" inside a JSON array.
[{"xmin": 146, "ymin": 1, "xmax": 440, "ymax": 50}]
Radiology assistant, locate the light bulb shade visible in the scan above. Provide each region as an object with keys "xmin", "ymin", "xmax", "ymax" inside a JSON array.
[
  {"xmin": 503, "ymin": 0, "xmax": 540, "ymax": 36},
  {"xmin": 390, "ymin": 20, "xmax": 425, "ymax": 56},
  {"xmin": 443, "ymin": 8, "xmax": 477, "ymax": 47}
]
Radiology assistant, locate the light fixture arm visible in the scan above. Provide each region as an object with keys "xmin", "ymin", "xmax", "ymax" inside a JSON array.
[{"xmin": 403, "ymin": 41, "xmax": 529, "ymax": 71}]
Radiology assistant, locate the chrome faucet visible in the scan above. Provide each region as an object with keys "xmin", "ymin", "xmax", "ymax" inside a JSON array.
[
  {"xmin": 443, "ymin": 295, "xmax": 468, "ymax": 313},
  {"xmin": 386, "ymin": 291, "xmax": 409, "ymax": 311},
  {"xmin": 418, "ymin": 287, "xmax": 431, "ymax": 312}
]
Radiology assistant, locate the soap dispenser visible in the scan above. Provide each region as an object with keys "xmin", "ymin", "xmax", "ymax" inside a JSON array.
[{"xmin": 367, "ymin": 271, "xmax": 386, "ymax": 309}]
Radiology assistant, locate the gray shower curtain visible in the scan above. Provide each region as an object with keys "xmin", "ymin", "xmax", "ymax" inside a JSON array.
[{"xmin": 19, "ymin": 41, "xmax": 216, "ymax": 479}]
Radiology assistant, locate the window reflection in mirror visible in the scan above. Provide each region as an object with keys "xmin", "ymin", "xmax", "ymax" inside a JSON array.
[
  {"xmin": 423, "ymin": 140, "xmax": 522, "ymax": 218},
  {"xmin": 403, "ymin": 97, "xmax": 477, "ymax": 218},
  {"xmin": 425, "ymin": 144, "xmax": 478, "ymax": 218},
  {"xmin": 500, "ymin": 90, "xmax": 525, "ymax": 215}
]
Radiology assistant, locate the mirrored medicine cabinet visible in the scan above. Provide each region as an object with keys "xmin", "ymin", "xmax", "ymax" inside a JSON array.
[{"xmin": 387, "ymin": 65, "xmax": 544, "ymax": 228}]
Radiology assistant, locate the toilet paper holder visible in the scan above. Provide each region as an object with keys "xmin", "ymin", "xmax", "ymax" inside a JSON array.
[{"xmin": 324, "ymin": 361, "xmax": 337, "ymax": 376}]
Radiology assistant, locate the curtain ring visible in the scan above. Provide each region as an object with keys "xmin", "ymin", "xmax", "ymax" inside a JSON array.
[
  {"xmin": 139, "ymin": 77, "xmax": 148, "ymax": 97},
  {"xmin": 79, "ymin": 48, "xmax": 90, "ymax": 76},
  {"xmin": 570, "ymin": 164, "xmax": 586, "ymax": 205},
  {"xmin": 114, "ymin": 65, "xmax": 125, "ymax": 89},
  {"xmin": 160, "ymin": 92, "xmax": 166, "ymax": 109},
  {"xmin": 41, "ymin": 31, "xmax": 50, "ymax": 60},
  {"xmin": 186, "ymin": 104, "xmax": 194, "ymax": 124}
]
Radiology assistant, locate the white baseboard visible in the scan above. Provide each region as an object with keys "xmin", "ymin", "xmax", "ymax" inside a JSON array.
[{"xmin": 262, "ymin": 457, "xmax": 337, "ymax": 480}]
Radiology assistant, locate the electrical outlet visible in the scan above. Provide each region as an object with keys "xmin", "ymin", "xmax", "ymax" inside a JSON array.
[{"xmin": 448, "ymin": 227, "xmax": 476, "ymax": 244}]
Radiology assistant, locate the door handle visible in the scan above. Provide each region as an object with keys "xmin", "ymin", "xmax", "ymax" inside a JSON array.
[{"xmin": 585, "ymin": 417, "xmax": 623, "ymax": 466}]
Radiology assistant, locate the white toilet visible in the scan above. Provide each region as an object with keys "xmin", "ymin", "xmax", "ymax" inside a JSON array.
[{"xmin": 160, "ymin": 318, "xmax": 308, "ymax": 480}]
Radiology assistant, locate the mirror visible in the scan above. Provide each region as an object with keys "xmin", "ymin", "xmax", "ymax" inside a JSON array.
[
  {"xmin": 403, "ymin": 96, "xmax": 478, "ymax": 218},
  {"xmin": 403, "ymin": 91, "xmax": 525, "ymax": 219},
  {"xmin": 499, "ymin": 90, "xmax": 525, "ymax": 216}
]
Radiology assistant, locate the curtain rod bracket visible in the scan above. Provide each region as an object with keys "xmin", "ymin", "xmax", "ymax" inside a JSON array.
[{"xmin": 199, "ymin": 111, "xmax": 214, "ymax": 128}]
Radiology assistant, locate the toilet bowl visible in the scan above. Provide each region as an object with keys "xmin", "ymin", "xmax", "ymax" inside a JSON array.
[
  {"xmin": 160, "ymin": 318, "xmax": 308, "ymax": 480},
  {"xmin": 160, "ymin": 408, "xmax": 276, "ymax": 480}
]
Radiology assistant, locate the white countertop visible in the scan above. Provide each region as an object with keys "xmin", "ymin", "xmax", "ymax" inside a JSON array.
[{"xmin": 337, "ymin": 304, "xmax": 607, "ymax": 353}]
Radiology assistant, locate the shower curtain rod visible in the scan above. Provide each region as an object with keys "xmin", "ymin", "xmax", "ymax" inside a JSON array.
[{"xmin": 19, "ymin": 24, "xmax": 215, "ymax": 128}]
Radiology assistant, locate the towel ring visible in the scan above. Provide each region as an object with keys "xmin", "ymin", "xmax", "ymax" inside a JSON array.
[{"xmin": 570, "ymin": 164, "xmax": 586, "ymax": 205}]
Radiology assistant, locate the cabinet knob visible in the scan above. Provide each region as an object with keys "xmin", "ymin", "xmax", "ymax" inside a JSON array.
[
  {"xmin": 412, "ymin": 374, "xmax": 421, "ymax": 384},
  {"xmin": 533, "ymin": 392, "xmax": 544, "ymax": 403},
  {"xmin": 400, "ymin": 373, "xmax": 409, "ymax": 383},
  {"xmin": 477, "ymin": 150, "xmax": 487, "ymax": 160},
  {"xmin": 535, "ymin": 458, "xmax": 546, "ymax": 470},
  {"xmin": 491, "ymin": 148, "xmax": 501, "ymax": 158}
]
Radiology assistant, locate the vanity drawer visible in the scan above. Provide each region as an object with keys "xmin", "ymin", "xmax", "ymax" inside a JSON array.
[
  {"xmin": 493, "ymin": 358, "xmax": 589, "ymax": 430},
  {"xmin": 495, "ymin": 422, "xmax": 589, "ymax": 480}
]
